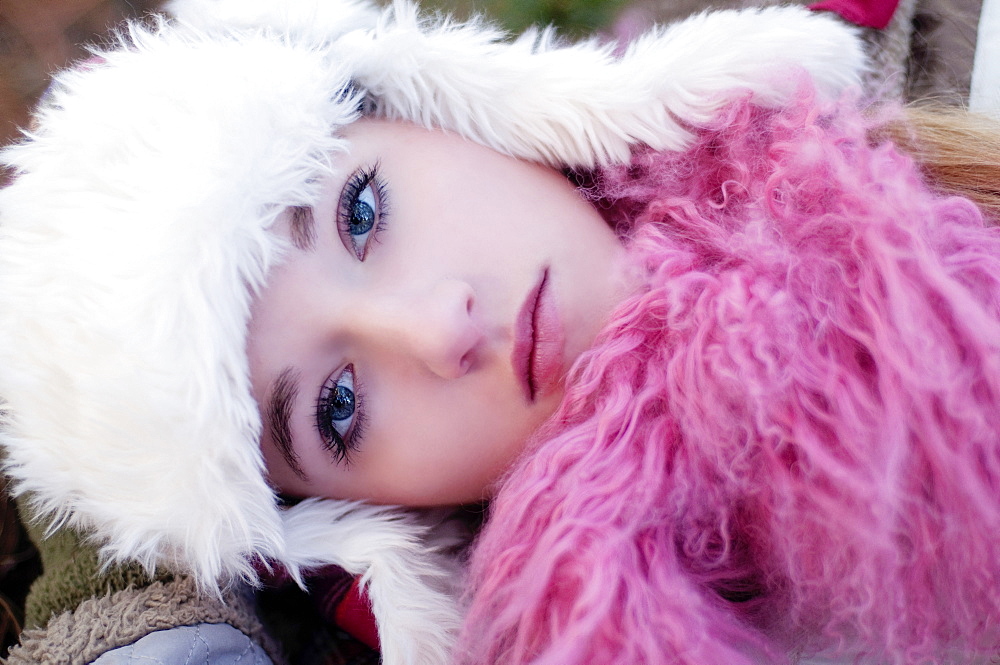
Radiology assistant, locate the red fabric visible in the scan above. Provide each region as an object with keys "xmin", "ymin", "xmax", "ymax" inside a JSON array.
[
  {"xmin": 809, "ymin": 0, "xmax": 900, "ymax": 29},
  {"xmin": 333, "ymin": 579, "xmax": 380, "ymax": 651},
  {"xmin": 258, "ymin": 562, "xmax": 380, "ymax": 652}
]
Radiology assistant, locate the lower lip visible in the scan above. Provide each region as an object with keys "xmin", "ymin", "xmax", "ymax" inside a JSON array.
[{"xmin": 512, "ymin": 268, "xmax": 565, "ymax": 402}]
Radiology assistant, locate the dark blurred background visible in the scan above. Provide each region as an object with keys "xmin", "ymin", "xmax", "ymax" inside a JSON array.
[{"xmin": 0, "ymin": 1, "xmax": 161, "ymax": 148}]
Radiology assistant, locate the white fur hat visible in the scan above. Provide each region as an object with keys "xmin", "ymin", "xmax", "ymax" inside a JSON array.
[{"xmin": 0, "ymin": 1, "xmax": 864, "ymax": 662}]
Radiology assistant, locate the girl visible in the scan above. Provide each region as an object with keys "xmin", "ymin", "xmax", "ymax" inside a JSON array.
[{"xmin": 2, "ymin": 0, "xmax": 995, "ymax": 662}]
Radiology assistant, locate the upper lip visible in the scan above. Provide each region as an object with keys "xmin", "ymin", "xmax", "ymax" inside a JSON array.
[{"xmin": 512, "ymin": 267, "xmax": 548, "ymax": 402}]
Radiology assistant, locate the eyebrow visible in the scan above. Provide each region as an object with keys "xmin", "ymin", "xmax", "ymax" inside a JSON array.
[
  {"xmin": 288, "ymin": 206, "xmax": 316, "ymax": 251},
  {"xmin": 265, "ymin": 367, "xmax": 308, "ymax": 481}
]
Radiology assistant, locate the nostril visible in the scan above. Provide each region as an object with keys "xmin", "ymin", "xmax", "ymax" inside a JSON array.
[{"xmin": 459, "ymin": 350, "xmax": 474, "ymax": 374}]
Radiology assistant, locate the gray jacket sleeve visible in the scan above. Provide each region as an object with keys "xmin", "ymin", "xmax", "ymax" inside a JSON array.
[{"xmin": 89, "ymin": 623, "xmax": 274, "ymax": 665}]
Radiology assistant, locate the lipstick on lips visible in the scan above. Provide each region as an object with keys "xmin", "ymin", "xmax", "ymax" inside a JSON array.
[{"xmin": 512, "ymin": 267, "xmax": 566, "ymax": 402}]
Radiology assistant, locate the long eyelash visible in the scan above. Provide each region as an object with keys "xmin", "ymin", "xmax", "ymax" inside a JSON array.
[
  {"xmin": 314, "ymin": 369, "xmax": 369, "ymax": 466},
  {"xmin": 336, "ymin": 162, "xmax": 390, "ymax": 249}
]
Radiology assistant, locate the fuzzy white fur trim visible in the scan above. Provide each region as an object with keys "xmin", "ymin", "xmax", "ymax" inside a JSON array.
[
  {"xmin": 0, "ymin": 22, "xmax": 355, "ymax": 587},
  {"xmin": 166, "ymin": 0, "xmax": 380, "ymax": 44},
  {"xmin": 170, "ymin": 0, "xmax": 866, "ymax": 166},
  {"xmin": 344, "ymin": 1, "xmax": 866, "ymax": 166},
  {"xmin": 281, "ymin": 500, "xmax": 465, "ymax": 665}
]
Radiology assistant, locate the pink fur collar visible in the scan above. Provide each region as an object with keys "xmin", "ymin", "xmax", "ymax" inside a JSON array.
[{"xmin": 459, "ymin": 92, "xmax": 1000, "ymax": 664}]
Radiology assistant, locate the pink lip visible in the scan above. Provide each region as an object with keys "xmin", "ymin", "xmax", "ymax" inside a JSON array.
[{"xmin": 512, "ymin": 267, "xmax": 565, "ymax": 402}]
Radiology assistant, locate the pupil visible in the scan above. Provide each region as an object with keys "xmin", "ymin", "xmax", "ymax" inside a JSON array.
[
  {"xmin": 351, "ymin": 200, "xmax": 375, "ymax": 235},
  {"xmin": 329, "ymin": 386, "xmax": 355, "ymax": 421}
]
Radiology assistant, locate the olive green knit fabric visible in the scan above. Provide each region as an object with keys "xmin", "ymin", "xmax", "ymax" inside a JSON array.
[{"xmin": 17, "ymin": 498, "xmax": 172, "ymax": 630}]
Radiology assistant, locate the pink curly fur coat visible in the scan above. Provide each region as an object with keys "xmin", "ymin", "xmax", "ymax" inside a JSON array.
[{"xmin": 457, "ymin": 91, "xmax": 1000, "ymax": 664}]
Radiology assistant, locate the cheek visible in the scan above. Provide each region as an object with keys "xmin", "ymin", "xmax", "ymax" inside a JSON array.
[{"xmin": 366, "ymin": 378, "xmax": 548, "ymax": 504}]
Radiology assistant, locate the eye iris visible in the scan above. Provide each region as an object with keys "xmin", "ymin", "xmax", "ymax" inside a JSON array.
[
  {"xmin": 329, "ymin": 385, "xmax": 355, "ymax": 421},
  {"xmin": 350, "ymin": 199, "xmax": 375, "ymax": 236}
]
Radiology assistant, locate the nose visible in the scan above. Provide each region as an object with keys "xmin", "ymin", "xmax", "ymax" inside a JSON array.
[{"xmin": 358, "ymin": 279, "xmax": 482, "ymax": 379}]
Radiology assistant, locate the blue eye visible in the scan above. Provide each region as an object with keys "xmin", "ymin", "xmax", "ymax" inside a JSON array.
[
  {"xmin": 350, "ymin": 188, "xmax": 376, "ymax": 237},
  {"xmin": 338, "ymin": 164, "xmax": 388, "ymax": 261},
  {"xmin": 315, "ymin": 365, "xmax": 366, "ymax": 464}
]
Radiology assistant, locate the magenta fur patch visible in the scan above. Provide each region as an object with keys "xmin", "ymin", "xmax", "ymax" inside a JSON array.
[{"xmin": 458, "ymin": 90, "xmax": 1000, "ymax": 665}]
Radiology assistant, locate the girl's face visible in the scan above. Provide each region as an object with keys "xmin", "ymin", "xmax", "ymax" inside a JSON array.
[{"xmin": 248, "ymin": 119, "xmax": 631, "ymax": 506}]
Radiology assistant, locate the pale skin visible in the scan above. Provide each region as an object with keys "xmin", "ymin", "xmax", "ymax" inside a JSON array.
[{"xmin": 247, "ymin": 119, "xmax": 635, "ymax": 506}]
